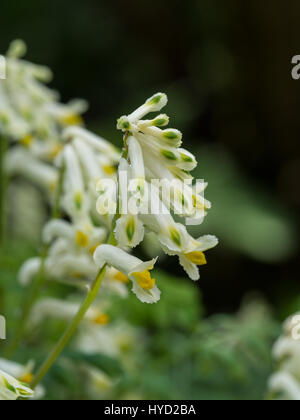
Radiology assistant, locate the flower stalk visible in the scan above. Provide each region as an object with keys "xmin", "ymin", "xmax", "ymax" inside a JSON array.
[
  {"xmin": 31, "ymin": 263, "xmax": 107, "ymax": 389},
  {"xmin": 4, "ymin": 164, "xmax": 65, "ymax": 357}
]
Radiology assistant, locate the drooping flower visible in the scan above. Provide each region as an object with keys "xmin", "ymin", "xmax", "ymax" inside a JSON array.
[
  {"xmin": 113, "ymin": 95, "xmax": 218, "ymax": 282},
  {"xmin": 29, "ymin": 298, "xmax": 111, "ymax": 328},
  {"xmin": 94, "ymin": 244, "xmax": 160, "ymax": 304}
]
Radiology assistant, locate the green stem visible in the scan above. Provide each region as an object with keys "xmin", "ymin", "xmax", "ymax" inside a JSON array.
[
  {"xmin": 31, "ymin": 264, "xmax": 107, "ymax": 389},
  {"xmin": 4, "ymin": 163, "xmax": 65, "ymax": 357},
  {"xmin": 31, "ymin": 212, "xmax": 120, "ymax": 389}
]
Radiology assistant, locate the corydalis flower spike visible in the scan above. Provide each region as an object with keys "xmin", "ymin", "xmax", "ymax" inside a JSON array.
[{"xmin": 112, "ymin": 93, "xmax": 218, "ymax": 283}]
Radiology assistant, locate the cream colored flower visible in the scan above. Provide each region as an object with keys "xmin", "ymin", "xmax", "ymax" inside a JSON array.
[
  {"xmin": 94, "ymin": 244, "xmax": 160, "ymax": 304},
  {"xmin": 0, "ymin": 368, "xmax": 34, "ymax": 400}
]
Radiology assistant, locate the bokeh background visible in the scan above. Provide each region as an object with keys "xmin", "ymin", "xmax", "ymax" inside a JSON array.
[{"xmin": 0, "ymin": 0, "xmax": 299, "ymax": 400}]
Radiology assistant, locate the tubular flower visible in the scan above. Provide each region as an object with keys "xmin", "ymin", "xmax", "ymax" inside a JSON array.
[
  {"xmin": 113, "ymin": 93, "xmax": 218, "ymax": 282},
  {"xmin": 29, "ymin": 298, "xmax": 111, "ymax": 328},
  {"xmin": 0, "ymin": 368, "xmax": 34, "ymax": 400},
  {"xmin": 0, "ymin": 40, "xmax": 87, "ymax": 163},
  {"xmin": 269, "ymin": 313, "xmax": 300, "ymax": 400},
  {"xmin": 5, "ymin": 147, "xmax": 59, "ymax": 196},
  {"xmin": 94, "ymin": 245, "xmax": 160, "ymax": 304}
]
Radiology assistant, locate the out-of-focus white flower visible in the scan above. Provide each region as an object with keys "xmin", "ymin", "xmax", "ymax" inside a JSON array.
[
  {"xmin": 0, "ymin": 368, "xmax": 34, "ymax": 400},
  {"xmin": 269, "ymin": 313, "xmax": 300, "ymax": 400},
  {"xmin": 29, "ymin": 298, "xmax": 111, "ymax": 328},
  {"xmin": 94, "ymin": 244, "xmax": 160, "ymax": 304},
  {"xmin": 82, "ymin": 365, "xmax": 114, "ymax": 399},
  {"xmin": 63, "ymin": 126, "xmax": 120, "ymax": 163},
  {"xmin": 75, "ymin": 321, "xmax": 139, "ymax": 359},
  {"xmin": 269, "ymin": 372, "xmax": 300, "ymax": 401},
  {"xmin": 5, "ymin": 147, "xmax": 59, "ymax": 195},
  {"xmin": 0, "ymin": 40, "xmax": 88, "ymax": 178}
]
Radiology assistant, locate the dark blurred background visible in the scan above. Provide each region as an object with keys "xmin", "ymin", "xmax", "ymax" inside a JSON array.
[{"xmin": 1, "ymin": 0, "xmax": 299, "ymax": 318}]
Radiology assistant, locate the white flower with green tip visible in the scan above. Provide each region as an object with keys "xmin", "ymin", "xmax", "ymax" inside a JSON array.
[{"xmin": 0, "ymin": 369, "xmax": 34, "ymax": 400}]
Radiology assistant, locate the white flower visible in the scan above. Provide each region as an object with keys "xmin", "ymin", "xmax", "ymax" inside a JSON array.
[
  {"xmin": 43, "ymin": 218, "xmax": 107, "ymax": 255},
  {"xmin": 29, "ymin": 298, "xmax": 110, "ymax": 328},
  {"xmin": 62, "ymin": 144, "xmax": 87, "ymax": 215},
  {"xmin": 94, "ymin": 244, "xmax": 160, "ymax": 304},
  {"xmin": 115, "ymin": 157, "xmax": 145, "ymax": 248},
  {"xmin": 45, "ymin": 99, "xmax": 87, "ymax": 127},
  {"xmin": 269, "ymin": 372, "xmax": 300, "ymax": 401},
  {"xmin": 63, "ymin": 126, "xmax": 120, "ymax": 162},
  {"xmin": 0, "ymin": 368, "xmax": 34, "ymax": 400},
  {"xmin": 75, "ymin": 321, "xmax": 138, "ymax": 358},
  {"xmin": 0, "ymin": 359, "xmax": 44, "ymax": 400},
  {"xmin": 269, "ymin": 313, "xmax": 300, "ymax": 400},
  {"xmin": 113, "ymin": 93, "xmax": 218, "ymax": 282},
  {"xmin": 141, "ymin": 184, "xmax": 218, "ymax": 280},
  {"xmin": 5, "ymin": 147, "xmax": 59, "ymax": 194}
]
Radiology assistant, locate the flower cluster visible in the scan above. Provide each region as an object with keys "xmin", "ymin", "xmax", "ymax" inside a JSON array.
[
  {"xmin": 94, "ymin": 93, "xmax": 218, "ymax": 303},
  {"xmin": 1, "ymin": 41, "xmax": 218, "ymax": 399},
  {"xmin": 269, "ymin": 313, "xmax": 300, "ymax": 400},
  {"xmin": 18, "ymin": 127, "xmax": 127, "ymax": 296},
  {"xmin": 1, "ymin": 40, "xmax": 87, "ymax": 198}
]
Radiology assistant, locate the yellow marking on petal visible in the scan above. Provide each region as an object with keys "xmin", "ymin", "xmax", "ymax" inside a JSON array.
[
  {"xmin": 72, "ymin": 272, "xmax": 83, "ymax": 278},
  {"xmin": 89, "ymin": 243, "xmax": 101, "ymax": 255},
  {"xmin": 185, "ymin": 251, "xmax": 207, "ymax": 266},
  {"xmin": 19, "ymin": 372, "xmax": 34, "ymax": 384},
  {"xmin": 103, "ymin": 165, "xmax": 116, "ymax": 176},
  {"xmin": 114, "ymin": 271, "xmax": 129, "ymax": 284},
  {"xmin": 93, "ymin": 313, "xmax": 110, "ymax": 326},
  {"xmin": 59, "ymin": 113, "xmax": 83, "ymax": 126},
  {"xmin": 50, "ymin": 144, "xmax": 63, "ymax": 159},
  {"xmin": 133, "ymin": 270, "xmax": 156, "ymax": 290},
  {"xmin": 20, "ymin": 134, "xmax": 34, "ymax": 148},
  {"xmin": 76, "ymin": 231, "xmax": 89, "ymax": 247}
]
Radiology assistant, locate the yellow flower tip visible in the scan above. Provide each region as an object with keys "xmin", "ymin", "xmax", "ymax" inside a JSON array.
[
  {"xmin": 19, "ymin": 372, "xmax": 34, "ymax": 385},
  {"xmin": 75, "ymin": 230, "xmax": 89, "ymax": 247},
  {"xmin": 50, "ymin": 144, "xmax": 63, "ymax": 159},
  {"xmin": 133, "ymin": 270, "xmax": 156, "ymax": 290},
  {"xmin": 93, "ymin": 313, "xmax": 110, "ymax": 326},
  {"xmin": 59, "ymin": 113, "xmax": 84, "ymax": 126},
  {"xmin": 20, "ymin": 134, "xmax": 34, "ymax": 148},
  {"xmin": 185, "ymin": 251, "xmax": 207, "ymax": 266},
  {"xmin": 103, "ymin": 165, "xmax": 116, "ymax": 176},
  {"xmin": 114, "ymin": 271, "xmax": 129, "ymax": 284}
]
